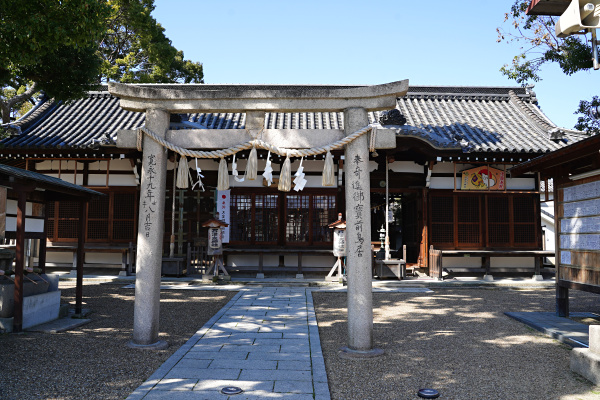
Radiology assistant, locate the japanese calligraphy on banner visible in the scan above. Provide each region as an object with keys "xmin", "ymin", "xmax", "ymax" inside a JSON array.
[
  {"xmin": 217, "ymin": 190, "xmax": 230, "ymax": 243},
  {"xmin": 461, "ymin": 166, "xmax": 505, "ymax": 191}
]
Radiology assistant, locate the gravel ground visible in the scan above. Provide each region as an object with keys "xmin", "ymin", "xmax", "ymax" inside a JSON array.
[
  {"xmin": 0, "ymin": 282, "xmax": 236, "ymax": 400},
  {"xmin": 4, "ymin": 283, "xmax": 600, "ymax": 400},
  {"xmin": 313, "ymin": 288, "xmax": 600, "ymax": 400}
]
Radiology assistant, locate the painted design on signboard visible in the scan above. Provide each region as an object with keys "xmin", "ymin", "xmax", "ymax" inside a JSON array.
[{"xmin": 461, "ymin": 166, "xmax": 505, "ymax": 190}]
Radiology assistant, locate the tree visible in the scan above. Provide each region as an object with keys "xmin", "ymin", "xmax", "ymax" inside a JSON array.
[
  {"xmin": 497, "ymin": 0, "xmax": 599, "ymax": 133},
  {"xmin": 0, "ymin": 0, "xmax": 204, "ymax": 125},
  {"xmin": 0, "ymin": 0, "xmax": 110, "ymax": 124},
  {"xmin": 99, "ymin": 0, "xmax": 203, "ymax": 84}
]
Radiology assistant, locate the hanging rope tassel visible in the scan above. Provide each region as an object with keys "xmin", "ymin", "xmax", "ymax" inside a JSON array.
[
  {"xmin": 245, "ymin": 146, "xmax": 258, "ymax": 180},
  {"xmin": 217, "ymin": 157, "xmax": 230, "ymax": 190},
  {"xmin": 176, "ymin": 156, "xmax": 191, "ymax": 189},
  {"xmin": 322, "ymin": 150, "xmax": 335, "ymax": 186},
  {"xmin": 278, "ymin": 155, "xmax": 292, "ymax": 192}
]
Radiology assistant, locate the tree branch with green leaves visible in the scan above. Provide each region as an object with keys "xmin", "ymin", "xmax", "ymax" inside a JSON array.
[{"xmin": 497, "ymin": 0, "xmax": 599, "ymax": 133}]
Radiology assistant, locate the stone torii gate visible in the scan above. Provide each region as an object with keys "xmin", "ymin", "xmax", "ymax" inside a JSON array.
[{"xmin": 109, "ymin": 80, "xmax": 409, "ymax": 356}]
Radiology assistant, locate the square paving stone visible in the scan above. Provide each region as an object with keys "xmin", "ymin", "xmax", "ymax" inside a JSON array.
[
  {"xmin": 192, "ymin": 379, "xmax": 274, "ymax": 392},
  {"xmin": 164, "ymin": 367, "xmax": 240, "ymax": 380},
  {"xmin": 152, "ymin": 378, "xmax": 198, "ymax": 391},
  {"xmin": 209, "ymin": 359, "xmax": 277, "ymax": 370},
  {"xmin": 277, "ymin": 360, "xmax": 311, "ymax": 371},
  {"xmin": 274, "ymin": 379, "xmax": 314, "ymax": 394},
  {"xmin": 239, "ymin": 369, "xmax": 312, "ymax": 381}
]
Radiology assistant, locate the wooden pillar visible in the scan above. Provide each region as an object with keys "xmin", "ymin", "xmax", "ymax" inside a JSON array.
[
  {"xmin": 13, "ymin": 188, "xmax": 28, "ymax": 333},
  {"xmin": 75, "ymin": 199, "xmax": 87, "ymax": 315},
  {"xmin": 38, "ymin": 201, "xmax": 48, "ymax": 274}
]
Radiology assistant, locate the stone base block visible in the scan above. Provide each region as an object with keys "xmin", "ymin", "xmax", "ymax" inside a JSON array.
[
  {"xmin": 571, "ymin": 347, "xmax": 600, "ymax": 384},
  {"xmin": 339, "ymin": 346, "xmax": 384, "ymax": 359},
  {"xmin": 127, "ymin": 339, "xmax": 168, "ymax": 350},
  {"xmin": 23, "ymin": 290, "xmax": 61, "ymax": 329},
  {"xmin": 256, "ymin": 273, "xmax": 265, "ymax": 279},
  {"xmin": 0, "ymin": 317, "xmax": 13, "ymax": 333},
  {"xmin": 483, "ymin": 275, "xmax": 494, "ymax": 282},
  {"xmin": 532, "ymin": 274, "xmax": 544, "ymax": 281},
  {"xmin": 295, "ymin": 274, "xmax": 304, "ymax": 279},
  {"xmin": 201, "ymin": 274, "xmax": 213, "ymax": 283}
]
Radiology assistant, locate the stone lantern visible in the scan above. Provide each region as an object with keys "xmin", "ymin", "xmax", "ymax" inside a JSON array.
[
  {"xmin": 201, "ymin": 218, "xmax": 229, "ymax": 279},
  {"xmin": 326, "ymin": 213, "xmax": 346, "ymax": 282}
]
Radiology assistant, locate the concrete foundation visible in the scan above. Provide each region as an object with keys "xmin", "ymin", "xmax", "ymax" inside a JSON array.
[
  {"xmin": 0, "ymin": 290, "xmax": 61, "ymax": 333},
  {"xmin": 571, "ymin": 326, "xmax": 600, "ymax": 384}
]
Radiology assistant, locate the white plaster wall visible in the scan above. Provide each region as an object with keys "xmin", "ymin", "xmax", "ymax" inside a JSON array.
[
  {"xmin": 284, "ymin": 255, "xmax": 332, "ymax": 268},
  {"xmin": 5, "ymin": 217, "xmax": 44, "ymax": 233},
  {"xmin": 108, "ymin": 174, "xmax": 137, "ymax": 186},
  {"xmin": 6, "ymin": 200, "xmax": 44, "ymax": 232},
  {"xmin": 227, "ymin": 254, "xmax": 332, "ymax": 269},
  {"xmin": 105, "ymin": 159, "xmax": 132, "ymax": 171},
  {"xmin": 390, "ymin": 161, "xmax": 423, "ymax": 174},
  {"xmin": 506, "ymin": 178, "xmax": 536, "ymax": 190},
  {"xmin": 86, "ymin": 252, "xmax": 121, "ymax": 264},
  {"xmin": 46, "ymin": 252, "xmax": 73, "ymax": 263},
  {"xmin": 429, "ymin": 177, "xmax": 461, "ymax": 189},
  {"xmin": 227, "ymin": 255, "xmax": 260, "ymax": 268}
]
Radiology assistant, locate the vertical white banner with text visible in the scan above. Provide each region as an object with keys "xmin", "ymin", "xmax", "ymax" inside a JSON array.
[{"xmin": 217, "ymin": 190, "xmax": 230, "ymax": 243}]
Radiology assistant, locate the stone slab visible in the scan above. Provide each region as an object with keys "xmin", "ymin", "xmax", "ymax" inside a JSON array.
[
  {"xmin": 571, "ymin": 347, "xmax": 600, "ymax": 384},
  {"xmin": 505, "ymin": 311, "xmax": 594, "ymax": 348},
  {"xmin": 23, "ymin": 290, "xmax": 61, "ymax": 329}
]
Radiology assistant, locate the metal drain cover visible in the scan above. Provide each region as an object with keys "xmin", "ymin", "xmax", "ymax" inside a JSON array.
[
  {"xmin": 221, "ymin": 386, "xmax": 243, "ymax": 395},
  {"xmin": 417, "ymin": 388, "xmax": 440, "ymax": 399}
]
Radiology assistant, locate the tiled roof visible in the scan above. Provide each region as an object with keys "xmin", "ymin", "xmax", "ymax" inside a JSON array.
[
  {"xmin": 1, "ymin": 85, "xmax": 586, "ymax": 155},
  {"xmin": 1, "ymin": 92, "xmax": 144, "ymax": 150}
]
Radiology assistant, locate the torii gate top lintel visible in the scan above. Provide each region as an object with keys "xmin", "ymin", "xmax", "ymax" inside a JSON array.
[{"xmin": 108, "ymin": 80, "xmax": 409, "ymax": 113}]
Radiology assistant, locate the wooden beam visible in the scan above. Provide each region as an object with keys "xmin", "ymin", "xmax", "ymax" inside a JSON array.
[{"xmin": 13, "ymin": 188, "xmax": 28, "ymax": 333}]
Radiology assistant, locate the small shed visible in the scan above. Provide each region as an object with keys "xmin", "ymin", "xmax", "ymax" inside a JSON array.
[
  {"xmin": 0, "ymin": 164, "xmax": 102, "ymax": 332},
  {"xmin": 512, "ymin": 134, "xmax": 600, "ymax": 316}
]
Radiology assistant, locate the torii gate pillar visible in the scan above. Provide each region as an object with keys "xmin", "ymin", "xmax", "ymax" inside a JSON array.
[
  {"xmin": 129, "ymin": 108, "xmax": 169, "ymax": 349},
  {"xmin": 340, "ymin": 107, "xmax": 382, "ymax": 358}
]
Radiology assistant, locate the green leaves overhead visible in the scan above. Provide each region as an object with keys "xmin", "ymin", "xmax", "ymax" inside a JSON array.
[
  {"xmin": 498, "ymin": 0, "xmax": 598, "ymax": 133},
  {"xmin": 0, "ymin": 0, "xmax": 203, "ymax": 124},
  {"xmin": 99, "ymin": 0, "xmax": 203, "ymax": 83}
]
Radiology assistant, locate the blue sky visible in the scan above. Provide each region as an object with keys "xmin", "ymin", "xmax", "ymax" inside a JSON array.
[{"xmin": 153, "ymin": 0, "xmax": 598, "ymax": 129}]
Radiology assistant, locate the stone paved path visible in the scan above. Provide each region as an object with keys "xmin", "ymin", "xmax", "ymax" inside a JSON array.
[{"xmin": 126, "ymin": 287, "xmax": 329, "ymax": 399}]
